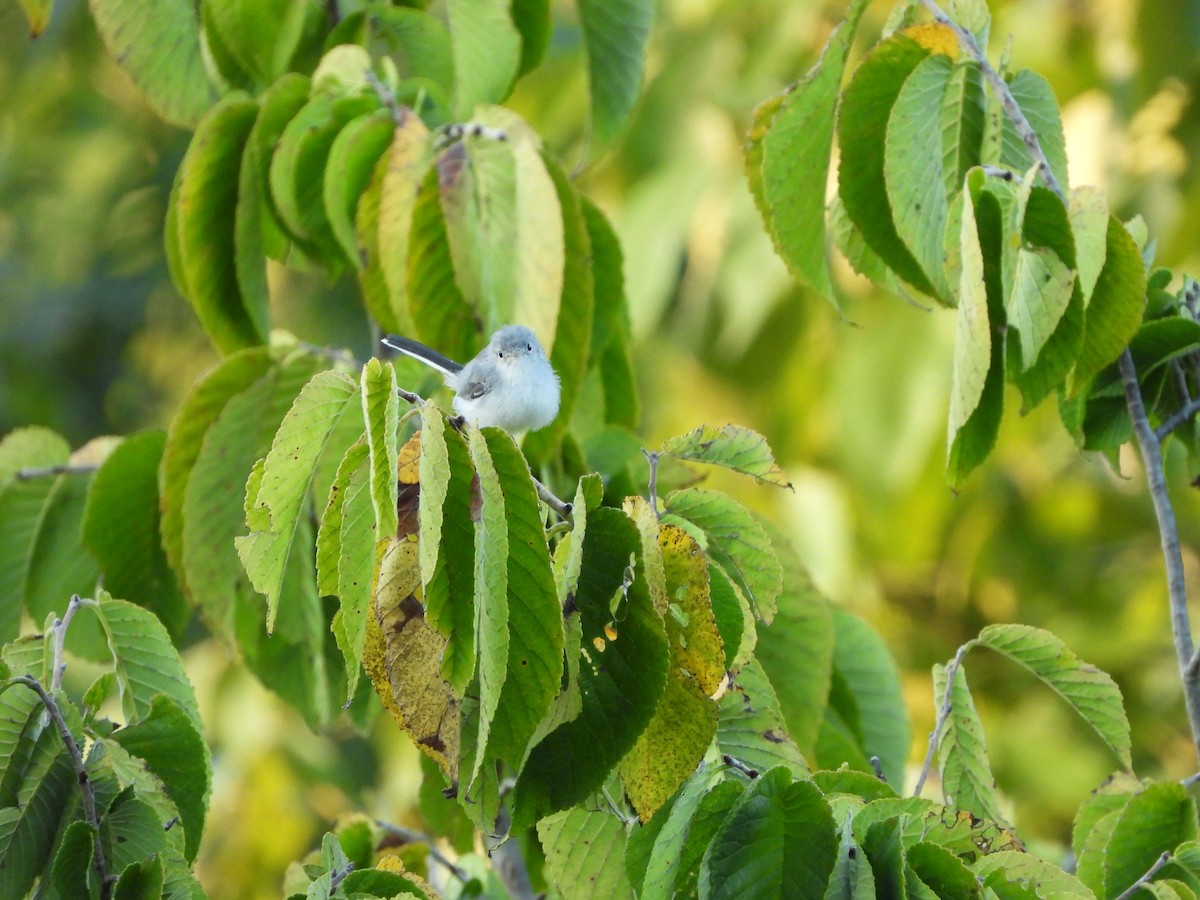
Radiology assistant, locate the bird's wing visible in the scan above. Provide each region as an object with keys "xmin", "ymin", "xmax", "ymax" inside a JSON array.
[{"xmin": 380, "ymin": 335, "xmax": 464, "ymax": 376}]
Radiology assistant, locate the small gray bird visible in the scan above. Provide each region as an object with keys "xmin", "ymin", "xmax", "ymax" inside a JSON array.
[{"xmin": 381, "ymin": 325, "xmax": 561, "ymax": 432}]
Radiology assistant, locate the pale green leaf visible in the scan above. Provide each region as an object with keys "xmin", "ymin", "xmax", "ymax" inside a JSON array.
[
  {"xmin": 1069, "ymin": 185, "xmax": 1109, "ymax": 306},
  {"xmin": 660, "ymin": 423, "xmax": 792, "ymax": 488},
  {"xmin": 885, "ymin": 51, "xmax": 955, "ymax": 303},
  {"xmin": 236, "ymin": 369, "xmax": 360, "ymax": 631},
  {"xmin": 949, "ymin": 183, "xmax": 991, "ymax": 436},
  {"xmin": 324, "ymin": 110, "xmax": 395, "ymax": 270},
  {"xmin": 539, "ymin": 808, "xmax": 635, "ymax": 900},
  {"xmin": 933, "ymin": 659, "xmax": 1004, "ymax": 823},
  {"xmin": 717, "ymin": 659, "xmax": 808, "ymax": 778},
  {"xmin": 374, "ymin": 112, "xmax": 433, "ymax": 335},
  {"xmin": 447, "ymin": 0, "xmax": 521, "ymax": 117},
  {"xmin": 997, "ymin": 69, "xmax": 1069, "ymax": 193},
  {"xmin": 89, "ymin": 0, "xmax": 216, "ymax": 127},
  {"xmin": 941, "ymin": 61, "xmax": 986, "ymax": 195},
  {"xmin": 1007, "ymin": 246, "xmax": 1076, "ymax": 369},
  {"xmin": 975, "ymin": 623, "xmax": 1132, "ymax": 768},
  {"xmin": 577, "ymin": 0, "xmax": 654, "ymax": 145},
  {"xmin": 745, "ymin": 0, "xmax": 869, "ymax": 304},
  {"xmin": 361, "ymin": 359, "xmax": 399, "ymax": 542},
  {"xmin": 1072, "ymin": 216, "xmax": 1147, "ymax": 392},
  {"xmin": 203, "ymin": 0, "xmax": 310, "ymax": 87},
  {"xmin": 974, "ymin": 851, "xmax": 1097, "ymax": 898}
]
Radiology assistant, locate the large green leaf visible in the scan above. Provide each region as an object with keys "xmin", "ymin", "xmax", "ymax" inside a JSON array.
[
  {"xmin": 160, "ymin": 347, "xmax": 276, "ymax": 598},
  {"xmin": 994, "ymin": 69, "xmax": 1069, "ymax": 193},
  {"xmin": 941, "ymin": 61, "xmax": 986, "ymax": 195},
  {"xmin": 974, "ymin": 851, "xmax": 1096, "ymax": 898},
  {"xmin": 974, "ymin": 623, "xmax": 1132, "ymax": 768},
  {"xmin": 446, "ymin": 0, "xmax": 521, "ymax": 117},
  {"xmin": 89, "ymin": 0, "xmax": 216, "ymax": 127},
  {"xmin": 112, "ymin": 694, "xmax": 210, "ymax": 862},
  {"xmin": 237, "ymin": 369, "xmax": 361, "ymax": 631},
  {"xmin": 660, "ymin": 424, "xmax": 792, "ymax": 488},
  {"xmin": 577, "ymin": 0, "xmax": 654, "ymax": 145},
  {"xmin": 745, "ymin": 0, "xmax": 869, "ymax": 305},
  {"xmin": 83, "ymin": 430, "xmax": 187, "ymax": 640},
  {"xmin": 539, "ymin": 807, "xmax": 636, "ymax": 900},
  {"xmin": 1072, "ymin": 216, "xmax": 1148, "ymax": 392},
  {"xmin": 838, "ymin": 34, "xmax": 935, "ymax": 296},
  {"xmin": 173, "ymin": 93, "xmax": 267, "ymax": 354},
  {"xmin": 885, "ymin": 51, "xmax": 955, "ymax": 303},
  {"xmin": 244, "ymin": 73, "xmax": 312, "ymax": 260},
  {"xmin": 700, "ymin": 768, "xmax": 837, "ymax": 899},
  {"xmin": 717, "ymin": 658, "xmax": 808, "ymax": 778},
  {"xmin": 324, "ymin": 110, "xmax": 396, "ymax": 270},
  {"xmin": 512, "ymin": 506, "xmax": 669, "ymax": 829}
]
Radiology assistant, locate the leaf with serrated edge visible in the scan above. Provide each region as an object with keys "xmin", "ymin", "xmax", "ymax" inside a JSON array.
[
  {"xmin": 447, "ymin": 0, "xmax": 521, "ymax": 117},
  {"xmin": 236, "ymin": 369, "xmax": 360, "ymax": 631},
  {"xmin": 324, "ymin": 110, "xmax": 395, "ymax": 269},
  {"xmin": 933, "ymin": 659, "xmax": 1005, "ymax": 823},
  {"xmin": 660, "ymin": 424, "xmax": 792, "ymax": 488},
  {"xmin": 745, "ymin": 0, "xmax": 869, "ymax": 305},
  {"xmin": 377, "ymin": 112, "xmax": 433, "ymax": 334},
  {"xmin": 974, "ymin": 623, "xmax": 1131, "ymax": 768},
  {"xmin": 717, "ymin": 658, "xmax": 808, "ymax": 778},
  {"xmin": 362, "ymin": 359, "xmax": 400, "ymax": 542},
  {"xmin": 540, "ymin": 806, "xmax": 636, "ymax": 900},
  {"xmin": 974, "ymin": 851, "xmax": 1096, "ymax": 898}
]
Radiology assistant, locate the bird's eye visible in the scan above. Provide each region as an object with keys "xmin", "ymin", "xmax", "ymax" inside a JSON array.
[
  {"xmin": 526, "ymin": 343, "xmax": 532, "ymax": 352},
  {"xmin": 497, "ymin": 351, "xmax": 505, "ymax": 359}
]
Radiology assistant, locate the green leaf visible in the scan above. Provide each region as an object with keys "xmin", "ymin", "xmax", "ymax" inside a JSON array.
[
  {"xmin": 755, "ymin": 528, "xmax": 834, "ymax": 760},
  {"xmin": 173, "ymin": 93, "xmax": 267, "ymax": 353},
  {"xmin": 83, "ymin": 430, "xmax": 187, "ymax": 639},
  {"xmin": 244, "ymin": 73, "xmax": 312, "ymax": 260},
  {"xmin": 885, "ymin": 51, "xmax": 955, "ymax": 303},
  {"xmin": 100, "ymin": 788, "xmax": 169, "ymax": 875},
  {"xmin": 948, "ymin": 177, "xmax": 1005, "ymax": 486},
  {"xmin": 941, "ymin": 62, "xmax": 986, "ymax": 195},
  {"xmin": 907, "ymin": 841, "xmax": 983, "ymax": 898},
  {"xmin": 974, "ymin": 623, "xmax": 1132, "ymax": 768},
  {"xmin": 468, "ymin": 429, "xmax": 562, "ymax": 780},
  {"xmin": 1007, "ymin": 245, "xmax": 1076, "ymax": 369},
  {"xmin": 660, "ymin": 424, "xmax": 792, "ymax": 488},
  {"xmin": 270, "ymin": 93, "xmax": 379, "ymax": 267},
  {"xmin": 662, "ymin": 487, "xmax": 782, "ymax": 621},
  {"xmin": 933, "ymin": 659, "xmax": 1004, "ymax": 823},
  {"xmin": 1072, "ymin": 216, "xmax": 1148, "ymax": 392},
  {"xmin": 447, "ymin": 0, "xmax": 521, "ymax": 117},
  {"xmin": 161, "ymin": 347, "xmax": 275, "ymax": 597},
  {"xmin": 700, "ymin": 768, "xmax": 837, "ymax": 899},
  {"xmin": 0, "ymin": 428, "xmax": 70, "ymax": 643},
  {"xmin": 202, "ymin": 0, "xmax": 310, "ymax": 88},
  {"xmin": 861, "ymin": 817, "xmax": 906, "ymax": 899},
  {"xmin": 717, "ymin": 658, "xmax": 808, "ymax": 778},
  {"xmin": 512, "ymin": 506, "xmax": 669, "ymax": 829},
  {"xmin": 577, "ymin": 0, "xmax": 654, "ymax": 145},
  {"xmin": 89, "ymin": 0, "xmax": 216, "ymax": 127},
  {"xmin": 830, "ymin": 609, "xmax": 909, "ymax": 786},
  {"xmin": 1070, "ymin": 186, "xmax": 1109, "ymax": 305},
  {"xmin": 974, "ymin": 850, "xmax": 1096, "ymax": 898},
  {"xmin": 372, "ymin": 111, "xmax": 433, "ymax": 335},
  {"xmin": 113, "ymin": 694, "xmax": 210, "ymax": 862},
  {"xmin": 824, "ymin": 810, "xmax": 877, "ymax": 899},
  {"xmin": 114, "ymin": 854, "xmax": 165, "ymax": 900},
  {"xmin": 674, "ymin": 779, "xmax": 747, "ymax": 897},
  {"xmin": 16, "ymin": 0, "xmax": 51, "ymax": 36},
  {"xmin": 361, "ymin": 359, "xmax": 400, "ymax": 543},
  {"xmin": 996, "ymin": 69, "xmax": 1069, "ymax": 192},
  {"xmin": 745, "ymin": 0, "xmax": 869, "ymax": 305},
  {"xmin": 0, "ymin": 685, "xmax": 78, "ymax": 900},
  {"xmin": 838, "ymin": 34, "xmax": 935, "ymax": 296},
  {"xmin": 409, "ymin": 163, "xmax": 479, "ymax": 363},
  {"xmin": 94, "ymin": 590, "xmax": 202, "ymax": 731},
  {"xmin": 539, "ymin": 808, "xmax": 635, "ymax": 900},
  {"xmin": 324, "ymin": 110, "xmax": 396, "ymax": 270},
  {"xmin": 511, "ymin": 0, "xmax": 551, "ymax": 75},
  {"xmin": 237, "ymin": 369, "xmax": 361, "ymax": 631},
  {"xmin": 421, "ymin": 421, "xmax": 477, "ymax": 696},
  {"xmin": 52, "ymin": 820, "xmax": 97, "ymax": 899}
]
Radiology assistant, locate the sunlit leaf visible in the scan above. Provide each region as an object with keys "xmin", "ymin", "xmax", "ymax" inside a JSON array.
[
  {"xmin": 375, "ymin": 111, "xmax": 433, "ymax": 335},
  {"xmin": 994, "ymin": 69, "xmax": 1069, "ymax": 193},
  {"xmin": 89, "ymin": 0, "xmax": 216, "ymax": 127},
  {"xmin": 717, "ymin": 658, "xmax": 808, "ymax": 778},
  {"xmin": 660, "ymin": 424, "xmax": 792, "ymax": 488},
  {"xmin": 446, "ymin": 0, "xmax": 521, "ymax": 117},
  {"xmin": 933, "ymin": 659, "xmax": 1004, "ymax": 823},
  {"xmin": 577, "ymin": 0, "xmax": 654, "ymax": 145},
  {"xmin": 539, "ymin": 807, "xmax": 636, "ymax": 900},
  {"xmin": 974, "ymin": 850, "xmax": 1096, "ymax": 898}
]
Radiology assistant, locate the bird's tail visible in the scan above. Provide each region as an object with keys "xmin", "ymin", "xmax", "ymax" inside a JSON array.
[{"xmin": 380, "ymin": 335, "xmax": 464, "ymax": 376}]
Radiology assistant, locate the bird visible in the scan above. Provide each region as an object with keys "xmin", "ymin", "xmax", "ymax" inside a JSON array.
[{"xmin": 381, "ymin": 325, "xmax": 561, "ymax": 432}]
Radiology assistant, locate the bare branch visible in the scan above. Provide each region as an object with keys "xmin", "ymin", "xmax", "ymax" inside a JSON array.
[
  {"xmin": 50, "ymin": 594, "xmax": 85, "ymax": 693},
  {"xmin": 16, "ymin": 463, "xmax": 97, "ymax": 481},
  {"xmin": 643, "ymin": 449, "xmax": 661, "ymax": 520},
  {"xmin": 1113, "ymin": 850, "xmax": 1172, "ymax": 900},
  {"xmin": 1155, "ymin": 397, "xmax": 1200, "ymax": 442},
  {"xmin": 534, "ymin": 477, "xmax": 574, "ymax": 523}
]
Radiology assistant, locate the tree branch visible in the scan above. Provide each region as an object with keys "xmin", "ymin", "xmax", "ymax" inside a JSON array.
[
  {"xmin": 913, "ymin": 643, "xmax": 970, "ymax": 798},
  {"xmin": 50, "ymin": 594, "xmax": 84, "ymax": 692},
  {"xmin": 13, "ymin": 675, "xmax": 111, "ymax": 897},
  {"xmin": 1154, "ymin": 397, "xmax": 1200, "ymax": 442},
  {"xmin": 1119, "ymin": 351, "xmax": 1200, "ymax": 756},
  {"xmin": 533, "ymin": 478, "xmax": 574, "ymax": 523},
  {"xmin": 15, "ymin": 463, "xmax": 97, "ymax": 481}
]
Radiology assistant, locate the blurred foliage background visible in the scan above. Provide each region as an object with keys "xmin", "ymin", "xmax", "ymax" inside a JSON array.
[{"xmin": 3, "ymin": 0, "xmax": 1200, "ymax": 894}]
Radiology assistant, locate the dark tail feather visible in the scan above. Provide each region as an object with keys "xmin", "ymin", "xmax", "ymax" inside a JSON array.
[{"xmin": 380, "ymin": 335, "xmax": 464, "ymax": 376}]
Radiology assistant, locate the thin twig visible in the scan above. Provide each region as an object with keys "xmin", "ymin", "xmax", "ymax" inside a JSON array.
[
  {"xmin": 376, "ymin": 820, "xmax": 469, "ymax": 882},
  {"xmin": 16, "ymin": 463, "xmax": 97, "ymax": 481},
  {"xmin": 365, "ymin": 69, "xmax": 407, "ymax": 128},
  {"xmin": 1119, "ymin": 351, "xmax": 1200, "ymax": 756},
  {"xmin": 1113, "ymin": 850, "xmax": 1172, "ymax": 900},
  {"xmin": 328, "ymin": 862, "xmax": 354, "ymax": 890},
  {"xmin": 51, "ymin": 594, "xmax": 84, "ymax": 693},
  {"xmin": 913, "ymin": 643, "xmax": 971, "ymax": 797},
  {"xmin": 1155, "ymin": 397, "xmax": 1200, "ymax": 442},
  {"xmin": 869, "ymin": 755, "xmax": 887, "ymax": 783},
  {"xmin": 13, "ymin": 676, "xmax": 111, "ymax": 896},
  {"xmin": 643, "ymin": 449, "xmax": 660, "ymax": 520},
  {"xmin": 722, "ymin": 754, "xmax": 760, "ymax": 779},
  {"xmin": 491, "ymin": 806, "xmax": 535, "ymax": 900},
  {"xmin": 919, "ymin": 0, "xmax": 1064, "ymax": 201},
  {"xmin": 533, "ymin": 477, "xmax": 574, "ymax": 523}
]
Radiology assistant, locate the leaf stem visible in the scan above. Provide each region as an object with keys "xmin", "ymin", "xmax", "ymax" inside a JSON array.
[
  {"xmin": 533, "ymin": 477, "xmax": 573, "ymax": 522},
  {"xmin": 913, "ymin": 643, "xmax": 970, "ymax": 797},
  {"xmin": 643, "ymin": 449, "xmax": 660, "ymax": 520},
  {"xmin": 15, "ymin": 463, "xmax": 97, "ymax": 481},
  {"xmin": 13, "ymin": 675, "xmax": 112, "ymax": 897},
  {"xmin": 1154, "ymin": 396, "xmax": 1200, "ymax": 442},
  {"xmin": 1118, "ymin": 351, "xmax": 1200, "ymax": 756}
]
